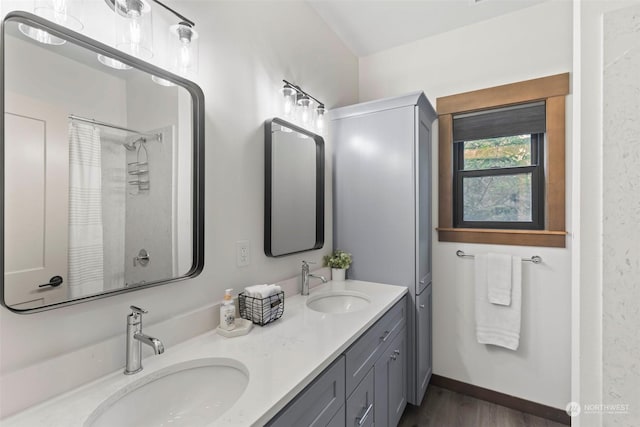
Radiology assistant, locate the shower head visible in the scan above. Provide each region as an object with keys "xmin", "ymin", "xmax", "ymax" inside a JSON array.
[{"xmin": 124, "ymin": 137, "xmax": 146, "ymax": 151}]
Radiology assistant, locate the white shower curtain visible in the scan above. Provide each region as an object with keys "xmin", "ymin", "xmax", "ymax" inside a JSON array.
[
  {"xmin": 68, "ymin": 123, "xmax": 104, "ymax": 298},
  {"xmin": 100, "ymin": 135, "xmax": 126, "ymax": 290}
]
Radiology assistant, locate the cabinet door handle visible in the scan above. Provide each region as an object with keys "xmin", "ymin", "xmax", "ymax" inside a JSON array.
[
  {"xmin": 419, "ymin": 304, "xmax": 425, "ymax": 309},
  {"xmin": 356, "ymin": 403, "xmax": 373, "ymax": 426},
  {"xmin": 394, "ymin": 349, "xmax": 401, "ymax": 355},
  {"xmin": 380, "ymin": 330, "xmax": 390, "ymax": 342},
  {"xmin": 390, "ymin": 354, "xmax": 397, "ymax": 360}
]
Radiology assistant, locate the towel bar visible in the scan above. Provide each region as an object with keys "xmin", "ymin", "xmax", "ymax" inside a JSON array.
[{"xmin": 456, "ymin": 250, "xmax": 542, "ymax": 264}]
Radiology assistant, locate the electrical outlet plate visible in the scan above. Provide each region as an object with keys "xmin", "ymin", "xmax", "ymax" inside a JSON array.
[{"xmin": 236, "ymin": 240, "xmax": 250, "ymax": 267}]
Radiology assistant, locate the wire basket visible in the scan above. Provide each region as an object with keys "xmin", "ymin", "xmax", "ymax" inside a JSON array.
[{"xmin": 238, "ymin": 291, "xmax": 285, "ymax": 326}]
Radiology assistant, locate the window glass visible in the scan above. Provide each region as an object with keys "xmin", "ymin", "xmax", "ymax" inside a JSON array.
[{"xmin": 462, "ymin": 173, "xmax": 533, "ymax": 222}]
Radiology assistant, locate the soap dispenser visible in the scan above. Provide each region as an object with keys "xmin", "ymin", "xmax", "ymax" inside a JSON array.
[{"xmin": 220, "ymin": 288, "xmax": 236, "ymax": 331}]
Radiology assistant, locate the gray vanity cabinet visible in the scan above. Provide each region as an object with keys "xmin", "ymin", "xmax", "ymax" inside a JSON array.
[
  {"xmin": 416, "ymin": 283, "xmax": 433, "ymax": 404},
  {"xmin": 266, "ymin": 356, "xmax": 346, "ymax": 427},
  {"xmin": 375, "ymin": 329, "xmax": 408, "ymax": 427},
  {"xmin": 267, "ymin": 297, "xmax": 408, "ymax": 427}
]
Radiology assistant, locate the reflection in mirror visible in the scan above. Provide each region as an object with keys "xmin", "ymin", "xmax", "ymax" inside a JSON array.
[
  {"xmin": 2, "ymin": 12, "xmax": 204, "ymax": 312},
  {"xmin": 264, "ymin": 118, "xmax": 324, "ymax": 257}
]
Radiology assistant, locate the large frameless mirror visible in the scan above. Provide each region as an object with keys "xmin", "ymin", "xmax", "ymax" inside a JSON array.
[
  {"xmin": 264, "ymin": 117, "xmax": 324, "ymax": 257},
  {"xmin": 1, "ymin": 12, "xmax": 205, "ymax": 313}
]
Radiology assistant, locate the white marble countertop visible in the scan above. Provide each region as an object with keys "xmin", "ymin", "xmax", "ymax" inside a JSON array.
[{"xmin": 3, "ymin": 280, "xmax": 407, "ymax": 427}]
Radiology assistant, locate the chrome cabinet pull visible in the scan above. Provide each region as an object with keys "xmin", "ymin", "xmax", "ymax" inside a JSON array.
[
  {"xmin": 381, "ymin": 330, "xmax": 390, "ymax": 342},
  {"xmin": 38, "ymin": 275, "xmax": 63, "ymax": 288},
  {"xmin": 419, "ymin": 304, "xmax": 425, "ymax": 309},
  {"xmin": 356, "ymin": 403, "xmax": 373, "ymax": 426}
]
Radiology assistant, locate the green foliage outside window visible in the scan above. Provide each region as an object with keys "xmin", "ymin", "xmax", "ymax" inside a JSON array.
[
  {"xmin": 463, "ymin": 135, "xmax": 532, "ymax": 170},
  {"xmin": 461, "ymin": 135, "xmax": 533, "ymax": 222}
]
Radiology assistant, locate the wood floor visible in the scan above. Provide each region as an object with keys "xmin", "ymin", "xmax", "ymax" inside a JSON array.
[{"xmin": 399, "ymin": 386, "xmax": 569, "ymax": 427}]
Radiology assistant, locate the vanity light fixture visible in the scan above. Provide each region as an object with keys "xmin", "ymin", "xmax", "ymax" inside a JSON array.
[
  {"xmin": 281, "ymin": 80, "xmax": 327, "ymax": 134},
  {"xmin": 281, "ymin": 86, "xmax": 298, "ymax": 120},
  {"xmin": 315, "ymin": 105, "xmax": 326, "ymax": 133},
  {"xmin": 19, "ymin": 0, "xmax": 84, "ymax": 45},
  {"xmin": 111, "ymin": 0, "xmax": 154, "ymax": 60},
  {"xmin": 101, "ymin": 0, "xmax": 199, "ymax": 80},
  {"xmin": 297, "ymin": 94, "xmax": 312, "ymax": 127},
  {"xmin": 170, "ymin": 21, "xmax": 199, "ymax": 76}
]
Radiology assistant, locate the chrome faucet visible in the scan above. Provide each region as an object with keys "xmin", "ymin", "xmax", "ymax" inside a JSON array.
[
  {"xmin": 124, "ymin": 305, "xmax": 165, "ymax": 375},
  {"xmin": 301, "ymin": 260, "xmax": 327, "ymax": 296}
]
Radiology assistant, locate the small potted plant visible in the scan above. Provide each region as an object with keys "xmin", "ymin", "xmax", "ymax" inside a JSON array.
[{"xmin": 323, "ymin": 249, "xmax": 352, "ymax": 281}]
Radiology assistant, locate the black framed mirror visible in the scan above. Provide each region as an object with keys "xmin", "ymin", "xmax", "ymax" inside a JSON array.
[
  {"xmin": 1, "ymin": 12, "xmax": 205, "ymax": 313},
  {"xmin": 264, "ymin": 117, "xmax": 324, "ymax": 257}
]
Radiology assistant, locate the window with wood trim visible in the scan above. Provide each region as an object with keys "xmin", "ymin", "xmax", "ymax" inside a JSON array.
[{"xmin": 437, "ymin": 73, "xmax": 569, "ymax": 248}]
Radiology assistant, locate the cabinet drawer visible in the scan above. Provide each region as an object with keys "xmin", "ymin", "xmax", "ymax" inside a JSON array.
[
  {"xmin": 345, "ymin": 296, "xmax": 406, "ymax": 395},
  {"xmin": 327, "ymin": 404, "xmax": 346, "ymax": 427},
  {"xmin": 267, "ymin": 356, "xmax": 346, "ymax": 427},
  {"xmin": 346, "ymin": 368, "xmax": 374, "ymax": 427}
]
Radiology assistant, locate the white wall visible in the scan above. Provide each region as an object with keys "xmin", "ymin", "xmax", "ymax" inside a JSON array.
[
  {"xmin": 4, "ymin": 33, "xmax": 127, "ymax": 127},
  {"xmin": 359, "ymin": 1, "xmax": 572, "ymax": 409},
  {"xmin": 0, "ymin": 0, "xmax": 358, "ymax": 417}
]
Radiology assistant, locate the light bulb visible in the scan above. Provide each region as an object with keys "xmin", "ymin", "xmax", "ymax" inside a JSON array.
[
  {"xmin": 315, "ymin": 105, "xmax": 326, "ymax": 134},
  {"xmin": 115, "ymin": 0, "xmax": 152, "ymax": 59},
  {"xmin": 52, "ymin": 0, "xmax": 68, "ymax": 24},
  {"xmin": 52, "ymin": 0, "xmax": 66, "ymax": 12},
  {"xmin": 297, "ymin": 95, "xmax": 312, "ymax": 127},
  {"xmin": 180, "ymin": 41, "xmax": 191, "ymax": 72},
  {"xmin": 170, "ymin": 22, "xmax": 199, "ymax": 76},
  {"xmin": 129, "ymin": 11, "xmax": 142, "ymax": 52},
  {"xmin": 282, "ymin": 86, "xmax": 297, "ymax": 118}
]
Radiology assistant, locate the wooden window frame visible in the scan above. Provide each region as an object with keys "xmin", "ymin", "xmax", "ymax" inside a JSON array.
[{"xmin": 436, "ymin": 73, "xmax": 569, "ymax": 248}]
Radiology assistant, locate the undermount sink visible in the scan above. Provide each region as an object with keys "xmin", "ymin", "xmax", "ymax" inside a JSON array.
[
  {"xmin": 306, "ymin": 290, "xmax": 371, "ymax": 314},
  {"xmin": 85, "ymin": 358, "xmax": 249, "ymax": 427}
]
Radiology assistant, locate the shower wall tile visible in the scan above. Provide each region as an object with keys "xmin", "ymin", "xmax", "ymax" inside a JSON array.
[
  {"xmin": 124, "ymin": 126, "xmax": 174, "ymax": 285},
  {"xmin": 603, "ymin": 5, "xmax": 640, "ymax": 426}
]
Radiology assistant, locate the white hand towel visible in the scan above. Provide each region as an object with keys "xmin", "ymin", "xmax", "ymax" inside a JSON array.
[
  {"xmin": 244, "ymin": 284, "xmax": 268, "ymax": 297},
  {"xmin": 243, "ymin": 284, "xmax": 265, "ymax": 321},
  {"xmin": 260, "ymin": 285, "xmax": 282, "ymax": 322},
  {"xmin": 475, "ymin": 254, "xmax": 522, "ymax": 350},
  {"xmin": 255, "ymin": 284, "xmax": 281, "ymax": 298},
  {"xmin": 487, "ymin": 253, "xmax": 513, "ymax": 306}
]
